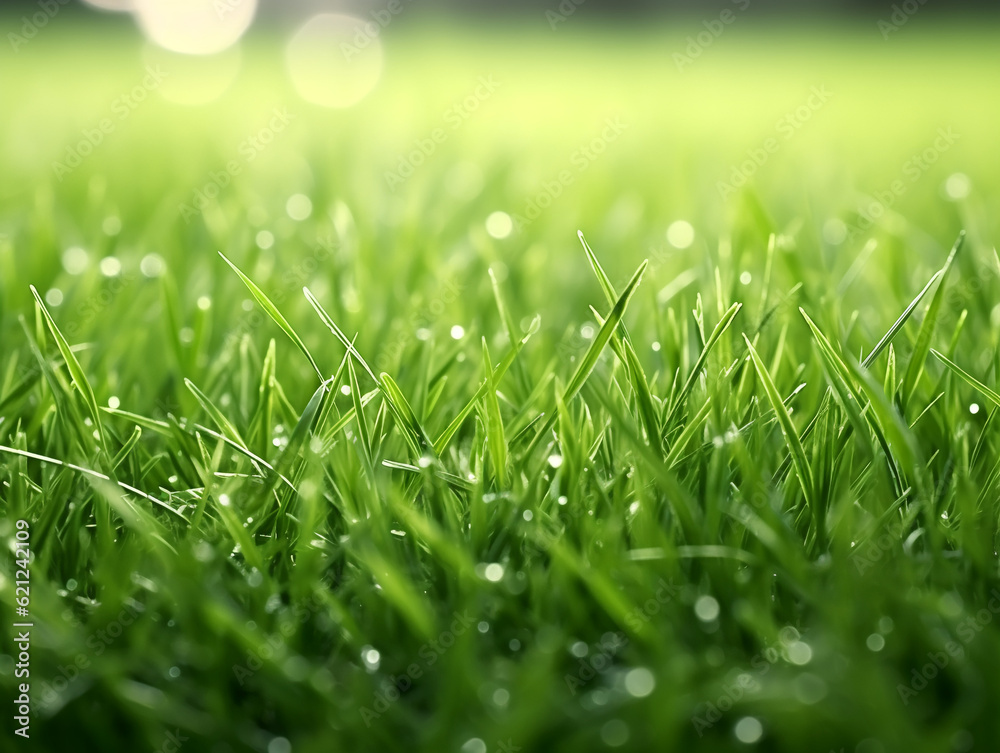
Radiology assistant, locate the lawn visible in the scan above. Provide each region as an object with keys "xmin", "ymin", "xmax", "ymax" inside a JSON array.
[{"xmin": 2, "ymin": 15, "xmax": 1000, "ymax": 753}]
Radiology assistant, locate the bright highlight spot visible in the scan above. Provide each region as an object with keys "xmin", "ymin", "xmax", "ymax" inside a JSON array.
[
  {"xmin": 944, "ymin": 172, "xmax": 971, "ymax": 200},
  {"xmin": 62, "ymin": 247, "xmax": 89, "ymax": 275},
  {"xmin": 970, "ymin": 403, "xmax": 980, "ymax": 415},
  {"xmin": 450, "ymin": 325, "xmax": 465, "ymax": 340},
  {"xmin": 100, "ymin": 257, "xmax": 123, "ymax": 277},
  {"xmin": 866, "ymin": 633, "xmax": 885, "ymax": 652},
  {"xmin": 256, "ymin": 230, "xmax": 274, "ymax": 250},
  {"xmin": 787, "ymin": 640, "xmax": 813, "ymax": 665},
  {"xmin": 267, "ymin": 738, "xmax": 292, "ymax": 753},
  {"xmin": 694, "ymin": 595, "xmax": 720, "ymax": 622},
  {"xmin": 486, "ymin": 211, "xmax": 513, "ymax": 239},
  {"xmin": 45, "ymin": 289, "xmax": 64, "ymax": 307},
  {"xmin": 140, "ymin": 254, "xmax": 166, "ymax": 278},
  {"xmin": 287, "ymin": 194, "xmax": 313, "ymax": 221},
  {"xmin": 822, "ymin": 217, "xmax": 847, "ymax": 245},
  {"xmin": 286, "ymin": 14, "xmax": 384, "ymax": 109},
  {"xmin": 666, "ymin": 220, "xmax": 695, "ymax": 249},
  {"xmin": 624, "ymin": 667, "xmax": 656, "ymax": 698},
  {"xmin": 133, "ymin": 0, "xmax": 257, "ymax": 55},
  {"xmin": 484, "ymin": 563, "xmax": 504, "ymax": 582},
  {"xmin": 734, "ymin": 716, "xmax": 763, "ymax": 744}
]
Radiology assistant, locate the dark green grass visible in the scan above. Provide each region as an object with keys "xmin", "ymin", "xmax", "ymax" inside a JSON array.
[{"xmin": 2, "ymin": 21, "xmax": 1000, "ymax": 753}]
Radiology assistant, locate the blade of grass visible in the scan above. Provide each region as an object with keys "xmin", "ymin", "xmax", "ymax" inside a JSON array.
[
  {"xmin": 482, "ymin": 337, "xmax": 508, "ymax": 488},
  {"xmin": 433, "ymin": 316, "xmax": 539, "ymax": 455},
  {"xmin": 930, "ymin": 349, "xmax": 1000, "ymax": 408},
  {"xmin": 899, "ymin": 231, "xmax": 964, "ymax": 408},
  {"xmin": 220, "ymin": 252, "xmax": 324, "ymax": 381},
  {"xmin": 29, "ymin": 285, "xmax": 108, "ymax": 457},
  {"xmin": 663, "ymin": 302, "xmax": 742, "ymax": 432},
  {"xmin": 743, "ymin": 335, "xmax": 818, "ymax": 542},
  {"xmin": 185, "ymin": 378, "xmax": 249, "ymax": 450}
]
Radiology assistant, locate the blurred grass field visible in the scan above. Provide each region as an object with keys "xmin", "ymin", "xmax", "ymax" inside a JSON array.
[{"xmin": 2, "ymin": 14, "xmax": 1000, "ymax": 753}]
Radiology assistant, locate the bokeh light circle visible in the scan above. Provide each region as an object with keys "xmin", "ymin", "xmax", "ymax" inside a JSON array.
[
  {"xmin": 133, "ymin": 0, "xmax": 257, "ymax": 56},
  {"xmin": 286, "ymin": 14, "xmax": 384, "ymax": 109}
]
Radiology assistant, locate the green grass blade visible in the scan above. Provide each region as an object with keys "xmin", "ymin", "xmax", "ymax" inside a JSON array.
[
  {"xmin": 899, "ymin": 231, "xmax": 964, "ymax": 407},
  {"xmin": 563, "ymin": 259, "xmax": 647, "ymax": 404},
  {"xmin": 482, "ymin": 337, "xmax": 508, "ymax": 488},
  {"xmin": 663, "ymin": 396, "xmax": 711, "ymax": 469},
  {"xmin": 185, "ymin": 378, "xmax": 248, "ymax": 450},
  {"xmin": 861, "ymin": 268, "xmax": 944, "ymax": 369},
  {"xmin": 931, "ymin": 349, "xmax": 1000, "ymax": 408},
  {"xmin": 219, "ymin": 252, "xmax": 324, "ymax": 381},
  {"xmin": 433, "ymin": 316, "xmax": 539, "ymax": 455},
  {"xmin": 664, "ymin": 302, "xmax": 742, "ymax": 432},
  {"xmin": 302, "ymin": 287, "xmax": 380, "ymax": 384},
  {"xmin": 380, "ymin": 373, "xmax": 432, "ymax": 458},
  {"xmin": 348, "ymin": 356, "xmax": 374, "ymax": 469},
  {"xmin": 29, "ymin": 284, "xmax": 107, "ymax": 456},
  {"xmin": 743, "ymin": 335, "xmax": 817, "ymax": 536}
]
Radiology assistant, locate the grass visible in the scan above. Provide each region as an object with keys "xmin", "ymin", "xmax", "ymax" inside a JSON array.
[{"xmin": 3, "ymin": 18, "xmax": 1000, "ymax": 753}]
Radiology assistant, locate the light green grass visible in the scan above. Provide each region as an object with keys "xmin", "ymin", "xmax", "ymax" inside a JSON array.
[{"xmin": 2, "ymin": 19, "xmax": 1000, "ymax": 753}]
